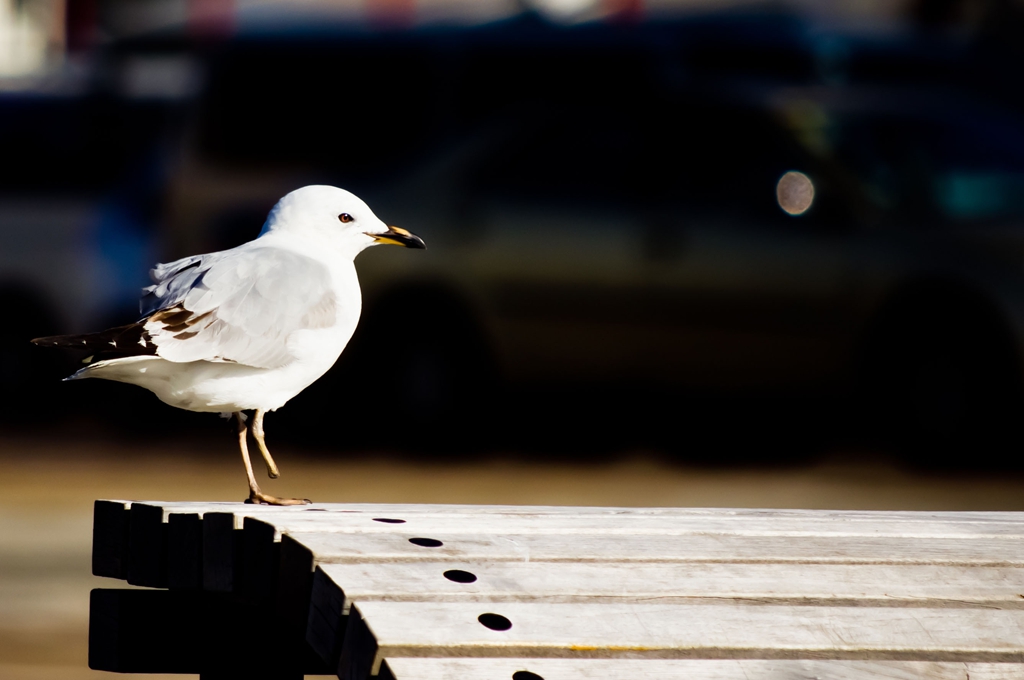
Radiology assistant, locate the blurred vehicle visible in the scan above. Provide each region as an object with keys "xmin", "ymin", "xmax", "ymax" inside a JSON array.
[
  {"xmin": 351, "ymin": 82, "xmax": 1024, "ymax": 460},
  {"xmin": 0, "ymin": 73, "xmax": 177, "ymax": 424},
  {"xmin": 11, "ymin": 10, "xmax": 1024, "ymax": 458}
]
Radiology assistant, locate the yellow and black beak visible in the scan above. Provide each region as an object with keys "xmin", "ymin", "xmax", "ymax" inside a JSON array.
[{"xmin": 367, "ymin": 226, "xmax": 426, "ymax": 249}]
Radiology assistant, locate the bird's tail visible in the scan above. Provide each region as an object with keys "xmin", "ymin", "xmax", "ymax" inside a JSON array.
[
  {"xmin": 32, "ymin": 323, "xmax": 157, "ymax": 371},
  {"xmin": 32, "ymin": 323, "xmax": 141, "ymax": 350}
]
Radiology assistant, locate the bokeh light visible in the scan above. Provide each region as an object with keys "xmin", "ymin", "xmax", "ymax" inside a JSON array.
[{"xmin": 776, "ymin": 171, "xmax": 815, "ymax": 216}]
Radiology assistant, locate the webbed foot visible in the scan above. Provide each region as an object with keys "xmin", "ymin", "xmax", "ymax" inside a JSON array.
[{"xmin": 245, "ymin": 491, "xmax": 311, "ymax": 506}]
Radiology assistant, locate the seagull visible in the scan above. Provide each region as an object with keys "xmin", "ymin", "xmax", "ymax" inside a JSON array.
[{"xmin": 32, "ymin": 185, "xmax": 425, "ymax": 505}]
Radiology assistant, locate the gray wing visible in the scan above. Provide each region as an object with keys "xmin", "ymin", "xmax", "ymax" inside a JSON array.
[
  {"xmin": 141, "ymin": 252, "xmax": 213, "ymax": 317},
  {"xmin": 140, "ymin": 246, "xmax": 337, "ymax": 369}
]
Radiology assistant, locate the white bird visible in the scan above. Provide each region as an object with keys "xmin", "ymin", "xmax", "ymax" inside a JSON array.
[{"xmin": 33, "ymin": 185, "xmax": 425, "ymax": 505}]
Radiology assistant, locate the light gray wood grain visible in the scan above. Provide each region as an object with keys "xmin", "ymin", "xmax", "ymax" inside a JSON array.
[
  {"xmin": 111, "ymin": 500, "xmax": 1024, "ymax": 525},
  {"xmin": 309, "ymin": 561, "xmax": 1024, "ymax": 669},
  {"xmin": 383, "ymin": 658, "xmax": 1024, "ymax": 680},
  {"xmin": 317, "ymin": 561, "xmax": 1024, "ymax": 611},
  {"xmin": 93, "ymin": 500, "xmax": 1024, "ymax": 680},
  {"xmin": 309, "ymin": 561, "xmax": 1024, "ymax": 667},
  {"xmin": 225, "ymin": 513, "xmax": 1024, "ymax": 540},
  {"xmin": 291, "ymin": 531, "xmax": 1024, "ymax": 567},
  {"xmin": 343, "ymin": 601, "xmax": 1024, "ymax": 679},
  {"xmin": 381, "ymin": 658, "xmax": 1024, "ymax": 680}
]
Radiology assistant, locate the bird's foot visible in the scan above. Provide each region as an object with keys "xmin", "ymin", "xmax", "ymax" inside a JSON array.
[{"xmin": 245, "ymin": 491, "xmax": 311, "ymax": 506}]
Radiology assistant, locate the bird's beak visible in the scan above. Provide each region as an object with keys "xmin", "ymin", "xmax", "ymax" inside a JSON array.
[{"xmin": 367, "ymin": 226, "xmax": 426, "ymax": 249}]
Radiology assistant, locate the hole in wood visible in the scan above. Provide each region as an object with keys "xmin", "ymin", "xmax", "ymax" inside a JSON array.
[
  {"xmin": 443, "ymin": 569, "xmax": 477, "ymax": 583},
  {"xmin": 478, "ymin": 613, "xmax": 512, "ymax": 631},
  {"xmin": 372, "ymin": 518, "xmax": 406, "ymax": 524},
  {"xmin": 513, "ymin": 672, "xmax": 543, "ymax": 680},
  {"xmin": 408, "ymin": 537, "xmax": 443, "ymax": 547}
]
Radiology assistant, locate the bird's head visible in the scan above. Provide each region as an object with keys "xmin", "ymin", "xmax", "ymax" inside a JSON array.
[{"xmin": 259, "ymin": 185, "xmax": 425, "ymax": 257}]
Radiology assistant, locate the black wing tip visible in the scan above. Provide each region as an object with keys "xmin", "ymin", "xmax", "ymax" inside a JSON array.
[
  {"xmin": 30, "ymin": 327, "xmax": 158, "ymax": 363},
  {"xmin": 31, "ymin": 334, "xmax": 96, "ymax": 348},
  {"xmin": 31, "ymin": 335, "xmax": 67, "ymax": 347}
]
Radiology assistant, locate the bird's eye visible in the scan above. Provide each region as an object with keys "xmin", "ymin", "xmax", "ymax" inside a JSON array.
[{"xmin": 338, "ymin": 213, "xmax": 354, "ymax": 223}]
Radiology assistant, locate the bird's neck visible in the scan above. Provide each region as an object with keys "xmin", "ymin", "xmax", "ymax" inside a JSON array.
[{"xmin": 256, "ymin": 230, "xmax": 363, "ymax": 266}]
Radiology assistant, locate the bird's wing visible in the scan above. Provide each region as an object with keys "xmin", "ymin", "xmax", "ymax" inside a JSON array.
[
  {"xmin": 140, "ymin": 246, "xmax": 337, "ymax": 369},
  {"xmin": 141, "ymin": 252, "xmax": 213, "ymax": 317}
]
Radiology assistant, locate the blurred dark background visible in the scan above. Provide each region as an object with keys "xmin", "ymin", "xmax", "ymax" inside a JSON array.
[
  {"xmin": 8, "ymin": 6, "xmax": 1024, "ymax": 676},
  {"xmin": 6, "ymin": 0, "xmax": 1024, "ymax": 467}
]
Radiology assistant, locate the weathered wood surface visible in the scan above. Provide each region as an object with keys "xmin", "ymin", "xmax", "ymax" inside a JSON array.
[
  {"xmin": 94, "ymin": 500, "xmax": 1024, "ymax": 520},
  {"xmin": 89, "ymin": 500, "xmax": 1024, "ymax": 680},
  {"xmin": 307, "ymin": 560, "xmax": 1024, "ymax": 669},
  {"xmin": 97, "ymin": 499, "xmax": 1024, "ymax": 594},
  {"xmin": 314, "ymin": 561, "xmax": 1024, "ymax": 610},
  {"xmin": 380, "ymin": 658, "xmax": 1024, "ymax": 680},
  {"xmin": 93, "ymin": 500, "xmax": 1024, "ymax": 586},
  {"xmin": 94, "ymin": 500, "xmax": 1024, "ymax": 540},
  {"xmin": 286, "ymin": 530, "xmax": 1024, "ymax": 566},
  {"xmin": 341, "ymin": 601, "xmax": 1024, "ymax": 679},
  {"xmin": 229, "ymin": 512, "xmax": 1024, "ymax": 539}
]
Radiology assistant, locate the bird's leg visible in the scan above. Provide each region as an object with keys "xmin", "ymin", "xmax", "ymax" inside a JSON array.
[
  {"xmin": 235, "ymin": 411, "xmax": 310, "ymax": 506},
  {"xmin": 252, "ymin": 409, "xmax": 280, "ymax": 479},
  {"xmin": 235, "ymin": 412, "xmax": 263, "ymax": 499}
]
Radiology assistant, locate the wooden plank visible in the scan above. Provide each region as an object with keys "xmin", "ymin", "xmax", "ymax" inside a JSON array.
[
  {"xmin": 341, "ymin": 601, "xmax": 1024, "ymax": 680},
  {"xmin": 203, "ymin": 512, "xmax": 242, "ymax": 593},
  {"xmin": 92, "ymin": 500, "xmax": 131, "ymax": 579},
  {"xmin": 167, "ymin": 512, "xmax": 203, "ymax": 590},
  {"xmin": 88, "ymin": 588, "xmax": 322, "ymax": 678},
  {"xmin": 123, "ymin": 501, "xmax": 1024, "ymax": 521},
  {"xmin": 233, "ymin": 527, "xmax": 327, "ymax": 679},
  {"xmin": 289, "ymin": 529, "xmax": 1024, "ymax": 664},
  {"xmin": 278, "ymin": 532, "xmax": 316, "ymax": 636},
  {"xmin": 273, "ymin": 531, "xmax": 328, "ymax": 680},
  {"xmin": 242, "ymin": 517, "xmax": 279, "ymax": 603},
  {"xmin": 380, "ymin": 658, "xmax": 1024, "ymax": 680},
  {"xmin": 126, "ymin": 502, "xmax": 167, "ymax": 588},
  {"xmin": 101, "ymin": 501, "xmax": 1024, "ymax": 588},
  {"xmin": 246, "ymin": 513, "xmax": 1024, "ymax": 540},
  {"xmin": 307, "ymin": 561, "xmax": 1024, "ymax": 667},
  {"xmin": 316, "ymin": 561, "xmax": 1024, "ymax": 608},
  {"xmin": 269, "ymin": 532, "xmax": 363, "ymax": 680},
  {"xmin": 309, "ymin": 563, "xmax": 351, "ymax": 667},
  {"xmin": 126, "ymin": 501, "xmax": 1024, "ymax": 586},
  {"xmin": 89, "ymin": 588, "xmax": 202, "ymax": 673},
  {"xmin": 209, "ymin": 504, "xmax": 1024, "ymax": 605},
  {"xmin": 287, "ymin": 530, "xmax": 1024, "ymax": 567},
  {"xmin": 108, "ymin": 501, "xmax": 1024, "ymax": 532}
]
